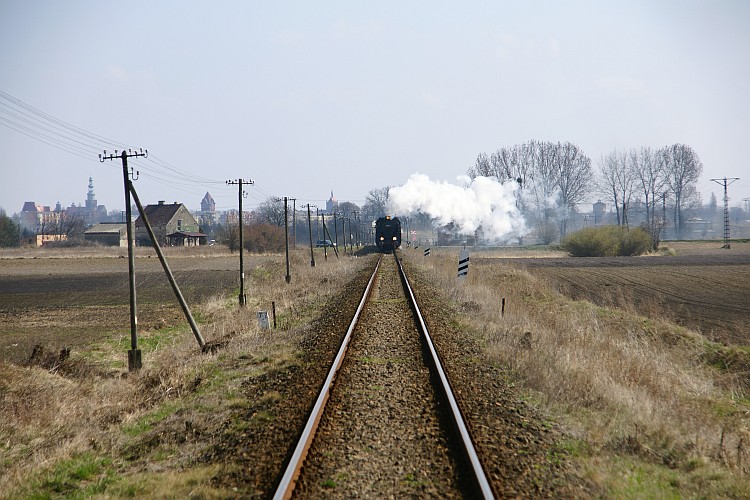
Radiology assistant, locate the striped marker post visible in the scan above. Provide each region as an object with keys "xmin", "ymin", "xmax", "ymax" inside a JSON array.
[
  {"xmin": 457, "ymin": 249, "xmax": 469, "ymax": 278},
  {"xmin": 424, "ymin": 247, "xmax": 431, "ymax": 257}
]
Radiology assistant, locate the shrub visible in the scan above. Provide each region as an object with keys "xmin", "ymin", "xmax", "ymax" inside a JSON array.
[
  {"xmin": 619, "ymin": 227, "xmax": 653, "ymax": 256},
  {"xmin": 563, "ymin": 226, "xmax": 652, "ymax": 257},
  {"xmin": 244, "ymin": 223, "xmax": 285, "ymax": 253}
]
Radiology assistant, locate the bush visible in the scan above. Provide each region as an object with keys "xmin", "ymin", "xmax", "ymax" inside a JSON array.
[
  {"xmin": 619, "ymin": 227, "xmax": 653, "ymax": 256},
  {"xmin": 244, "ymin": 223, "xmax": 285, "ymax": 253},
  {"xmin": 562, "ymin": 226, "xmax": 652, "ymax": 257}
]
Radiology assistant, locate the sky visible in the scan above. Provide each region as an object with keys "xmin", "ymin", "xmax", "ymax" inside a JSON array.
[{"xmin": 1, "ymin": 0, "xmax": 749, "ymax": 215}]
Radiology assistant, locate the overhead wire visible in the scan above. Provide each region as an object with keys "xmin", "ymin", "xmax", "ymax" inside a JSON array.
[
  {"xmin": 1, "ymin": 90, "xmax": 327, "ymax": 210},
  {"xmin": 0, "ymin": 90, "xmax": 130, "ymax": 150},
  {"xmin": 0, "ymin": 90, "xmax": 239, "ymax": 204}
]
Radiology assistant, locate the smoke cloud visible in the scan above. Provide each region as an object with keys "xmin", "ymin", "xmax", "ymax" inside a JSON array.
[{"xmin": 388, "ymin": 173, "xmax": 525, "ymax": 240}]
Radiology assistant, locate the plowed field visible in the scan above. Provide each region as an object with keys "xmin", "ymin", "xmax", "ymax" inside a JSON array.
[
  {"xmin": 496, "ymin": 242, "xmax": 750, "ymax": 345},
  {"xmin": 0, "ymin": 254, "xmax": 241, "ymax": 364}
]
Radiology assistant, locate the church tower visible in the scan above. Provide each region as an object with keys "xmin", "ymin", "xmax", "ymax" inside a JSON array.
[
  {"xmin": 85, "ymin": 177, "xmax": 97, "ymax": 210},
  {"xmin": 326, "ymin": 190, "xmax": 338, "ymax": 214}
]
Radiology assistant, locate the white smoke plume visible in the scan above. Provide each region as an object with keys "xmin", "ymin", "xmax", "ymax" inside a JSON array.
[{"xmin": 388, "ymin": 173, "xmax": 525, "ymax": 241}]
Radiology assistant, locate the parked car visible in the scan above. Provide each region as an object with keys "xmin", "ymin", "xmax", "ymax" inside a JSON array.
[{"xmin": 315, "ymin": 239, "xmax": 336, "ymax": 247}]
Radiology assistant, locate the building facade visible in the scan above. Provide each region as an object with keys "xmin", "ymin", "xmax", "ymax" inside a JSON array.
[{"xmin": 135, "ymin": 201, "xmax": 205, "ymax": 246}]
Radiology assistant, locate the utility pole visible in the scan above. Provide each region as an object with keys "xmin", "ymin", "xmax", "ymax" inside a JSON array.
[
  {"xmin": 304, "ymin": 204, "xmax": 316, "ymax": 267},
  {"xmin": 346, "ymin": 217, "xmax": 354, "ymax": 253},
  {"xmin": 341, "ymin": 214, "xmax": 346, "ymax": 254},
  {"xmin": 100, "ymin": 148, "xmax": 147, "ymax": 371},
  {"xmin": 352, "ymin": 211, "xmax": 360, "ymax": 247},
  {"xmin": 319, "ymin": 211, "xmax": 327, "ymax": 260},
  {"xmin": 226, "ymin": 178, "xmax": 254, "ymax": 305},
  {"xmin": 284, "ymin": 196, "xmax": 291, "ymax": 283},
  {"xmin": 289, "ymin": 197, "xmax": 297, "ymax": 249},
  {"xmin": 333, "ymin": 212, "xmax": 339, "ymax": 247},
  {"xmin": 711, "ymin": 177, "xmax": 740, "ymax": 249}
]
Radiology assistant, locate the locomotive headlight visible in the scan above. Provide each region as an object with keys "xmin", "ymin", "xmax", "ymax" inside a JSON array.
[
  {"xmin": 379, "ymin": 236, "xmax": 384, "ymax": 241},
  {"xmin": 392, "ymin": 236, "xmax": 397, "ymax": 241}
]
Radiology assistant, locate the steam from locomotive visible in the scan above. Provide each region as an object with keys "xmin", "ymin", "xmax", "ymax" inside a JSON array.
[{"xmin": 388, "ymin": 173, "xmax": 524, "ymax": 241}]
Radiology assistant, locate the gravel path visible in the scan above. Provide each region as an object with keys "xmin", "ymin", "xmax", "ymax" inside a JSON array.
[{"xmin": 293, "ymin": 256, "xmax": 470, "ymax": 498}]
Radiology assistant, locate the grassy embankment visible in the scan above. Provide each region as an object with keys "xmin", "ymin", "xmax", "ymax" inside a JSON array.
[
  {"xmin": 0, "ymin": 246, "xmax": 368, "ymax": 498},
  {"xmin": 3, "ymin": 242, "xmax": 748, "ymax": 497},
  {"xmin": 404, "ymin": 246, "xmax": 749, "ymax": 498}
]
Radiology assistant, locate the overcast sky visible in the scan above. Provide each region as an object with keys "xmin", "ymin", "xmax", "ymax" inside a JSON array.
[{"xmin": 1, "ymin": 0, "xmax": 749, "ymax": 215}]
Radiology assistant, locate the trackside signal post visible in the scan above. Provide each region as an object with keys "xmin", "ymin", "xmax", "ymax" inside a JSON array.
[
  {"xmin": 100, "ymin": 148, "xmax": 147, "ymax": 371},
  {"xmin": 227, "ymin": 178, "xmax": 254, "ymax": 305}
]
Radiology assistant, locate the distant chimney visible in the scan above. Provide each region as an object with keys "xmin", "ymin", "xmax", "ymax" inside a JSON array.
[{"xmin": 158, "ymin": 200, "xmax": 165, "ymax": 205}]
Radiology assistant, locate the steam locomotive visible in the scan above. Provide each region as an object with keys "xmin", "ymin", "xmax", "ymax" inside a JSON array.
[{"xmin": 375, "ymin": 216, "xmax": 401, "ymax": 252}]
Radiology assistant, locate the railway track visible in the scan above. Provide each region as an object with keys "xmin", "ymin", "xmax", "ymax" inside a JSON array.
[{"xmin": 273, "ymin": 252, "xmax": 494, "ymax": 498}]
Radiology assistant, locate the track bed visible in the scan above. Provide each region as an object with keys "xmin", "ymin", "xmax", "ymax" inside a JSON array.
[{"xmin": 291, "ymin": 256, "xmax": 471, "ymax": 497}]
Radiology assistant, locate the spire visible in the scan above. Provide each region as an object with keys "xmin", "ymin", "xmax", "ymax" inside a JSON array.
[{"xmin": 86, "ymin": 177, "xmax": 97, "ymax": 209}]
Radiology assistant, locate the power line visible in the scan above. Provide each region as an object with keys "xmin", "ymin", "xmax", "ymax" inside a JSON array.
[
  {"xmin": 710, "ymin": 177, "xmax": 740, "ymax": 249},
  {"xmin": 0, "ymin": 90, "xmax": 129, "ymax": 149},
  {"xmin": 1, "ymin": 90, "xmax": 232, "ymax": 202}
]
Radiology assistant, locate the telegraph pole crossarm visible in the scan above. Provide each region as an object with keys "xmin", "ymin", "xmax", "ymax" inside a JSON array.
[
  {"xmin": 100, "ymin": 148, "xmax": 147, "ymax": 371},
  {"xmin": 711, "ymin": 177, "xmax": 740, "ymax": 249},
  {"xmin": 226, "ymin": 179, "xmax": 254, "ymax": 306}
]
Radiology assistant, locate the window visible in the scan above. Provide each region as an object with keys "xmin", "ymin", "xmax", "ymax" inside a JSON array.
[{"xmin": 177, "ymin": 219, "xmax": 183, "ymax": 231}]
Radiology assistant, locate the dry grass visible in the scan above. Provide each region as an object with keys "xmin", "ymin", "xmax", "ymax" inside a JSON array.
[
  {"xmin": 0, "ymin": 247, "xmax": 367, "ymax": 498},
  {"xmin": 403, "ymin": 247, "xmax": 750, "ymax": 497}
]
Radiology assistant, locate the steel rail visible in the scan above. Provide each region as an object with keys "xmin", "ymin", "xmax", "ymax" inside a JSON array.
[
  {"xmin": 273, "ymin": 254, "xmax": 383, "ymax": 500},
  {"xmin": 394, "ymin": 252, "xmax": 495, "ymax": 499}
]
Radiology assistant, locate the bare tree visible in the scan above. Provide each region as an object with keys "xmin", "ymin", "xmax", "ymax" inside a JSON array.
[
  {"xmin": 469, "ymin": 152, "xmax": 493, "ymax": 178},
  {"xmin": 554, "ymin": 141, "xmax": 593, "ymax": 237},
  {"xmin": 530, "ymin": 141, "xmax": 559, "ymax": 222},
  {"xmin": 469, "ymin": 145, "xmax": 534, "ymax": 212},
  {"xmin": 337, "ymin": 201, "xmax": 360, "ymax": 218},
  {"xmin": 597, "ymin": 150, "xmax": 636, "ymax": 226},
  {"xmin": 661, "ymin": 144, "xmax": 703, "ymax": 238},
  {"xmin": 631, "ymin": 147, "xmax": 667, "ymax": 246},
  {"xmin": 363, "ymin": 187, "xmax": 390, "ymax": 219},
  {"xmin": 255, "ymin": 197, "xmax": 286, "ymax": 227},
  {"xmin": 469, "ymin": 140, "xmax": 594, "ymax": 241}
]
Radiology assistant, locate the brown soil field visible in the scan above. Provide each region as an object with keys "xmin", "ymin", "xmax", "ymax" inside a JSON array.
[
  {"xmin": 0, "ymin": 254, "xmax": 244, "ymax": 365},
  {"xmin": 485, "ymin": 241, "xmax": 750, "ymax": 345}
]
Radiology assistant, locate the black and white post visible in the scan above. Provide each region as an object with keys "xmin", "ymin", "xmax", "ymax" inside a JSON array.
[{"xmin": 457, "ymin": 249, "xmax": 470, "ymax": 278}]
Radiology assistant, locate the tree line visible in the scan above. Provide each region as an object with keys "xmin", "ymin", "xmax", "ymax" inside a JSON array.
[{"xmin": 468, "ymin": 140, "xmax": 703, "ymax": 244}]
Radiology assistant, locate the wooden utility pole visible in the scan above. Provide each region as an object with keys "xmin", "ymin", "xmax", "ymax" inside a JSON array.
[
  {"xmin": 319, "ymin": 211, "xmax": 327, "ymax": 260},
  {"xmin": 289, "ymin": 197, "xmax": 297, "ymax": 249},
  {"xmin": 100, "ymin": 148, "xmax": 147, "ymax": 371},
  {"xmin": 333, "ymin": 212, "xmax": 339, "ymax": 247},
  {"xmin": 284, "ymin": 196, "xmax": 291, "ymax": 283},
  {"xmin": 226, "ymin": 178, "xmax": 254, "ymax": 305},
  {"xmin": 305, "ymin": 204, "xmax": 316, "ymax": 267}
]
